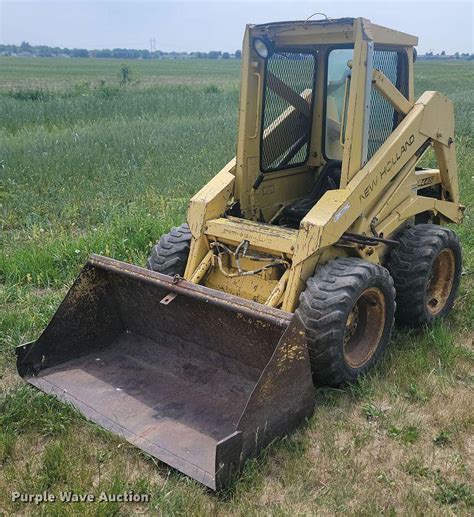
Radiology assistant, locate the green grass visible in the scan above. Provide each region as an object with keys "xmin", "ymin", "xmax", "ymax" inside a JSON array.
[
  {"xmin": 0, "ymin": 56, "xmax": 241, "ymax": 91},
  {"xmin": 0, "ymin": 57, "xmax": 473, "ymax": 515}
]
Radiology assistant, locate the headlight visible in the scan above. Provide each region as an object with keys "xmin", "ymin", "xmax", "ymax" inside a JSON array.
[{"xmin": 253, "ymin": 37, "xmax": 270, "ymax": 59}]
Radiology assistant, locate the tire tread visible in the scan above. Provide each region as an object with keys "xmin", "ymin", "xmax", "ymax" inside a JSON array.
[
  {"xmin": 146, "ymin": 223, "xmax": 191, "ymax": 276},
  {"xmin": 296, "ymin": 257, "xmax": 395, "ymax": 386},
  {"xmin": 387, "ymin": 224, "xmax": 461, "ymax": 326}
]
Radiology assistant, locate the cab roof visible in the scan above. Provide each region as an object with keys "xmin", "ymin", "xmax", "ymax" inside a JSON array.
[{"xmin": 250, "ymin": 17, "xmax": 418, "ymax": 48}]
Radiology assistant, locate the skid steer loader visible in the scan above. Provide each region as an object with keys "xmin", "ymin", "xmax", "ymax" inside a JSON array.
[{"xmin": 17, "ymin": 17, "xmax": 463, "ymax": 489}]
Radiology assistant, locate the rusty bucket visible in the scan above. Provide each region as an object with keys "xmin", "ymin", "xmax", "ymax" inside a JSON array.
[{"xmin": 17, "ymin": 255, "xmax": 314, "ymax": 489}]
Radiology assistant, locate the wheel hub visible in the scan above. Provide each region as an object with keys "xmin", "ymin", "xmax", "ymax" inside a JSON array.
[
  {"xmin": 344, "ymin": 305, "xmax": 359, "ymax": 345},
  {"xmin": 426, "ymin": 248, "xmax": 455, "ymax": 315},
  {"xmin": 343, "ymin": 287, "xmax": 386, "ymax": 368}
]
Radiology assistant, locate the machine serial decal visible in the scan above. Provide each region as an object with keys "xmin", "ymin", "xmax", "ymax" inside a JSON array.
[{"xmin": 334, "ymin": 203, "xmax": 351, "ymax": 222}]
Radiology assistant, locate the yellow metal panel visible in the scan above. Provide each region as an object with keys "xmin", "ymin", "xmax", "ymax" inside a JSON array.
[
  {"xmin": 417, "ymin": 91, "xmax": 458, "ymax": 201},
  {"xmin": 262, "ymin": 21, "xmax": 355, "ymax": 47},
  {"xmin": 415, "ymin": 168, "xmax": 441, "ymax": 186},
  {"xmin": 235, "ymin": 26, "xmax": 262, "ymax": 214},
  {"xmin": 379, "ymin": 196, "xmax": 463, "ymax": 237},
  {"xmin": 205, "ymin": 217, "xmax": 297, "ymax": 256},
  {"xmin": 341, "ymin": 18, "xmax": 371, "ymax": 186},
  {"xmin": 184, "ymin": 161, "xmax": 235, "ymax": 279},
  {"xmin": 187, "ymin": 162, "xmax": 235, "ymax": 239},
  {"xmin": 291, "ymin": 110, "xmax": 426, "ymax": 265},
  {"xmin": 251, "ymin": 18, "xmax": 416, "ymax": 47},
  {"xmin": 281, "ymin": 262, "xmax": 306, "ymax": 312},
  {"xmin": 418, "ymin": 92, "xmax": 455, "ymax": 147},
  {"xmin": 308, "ymin": 50, "xmax": 328, "ymax": 166},
  {"xmin": 266, "ymin": 269, "xmax": 290, "ymax": 308},
  {"xmin": 369, "ymin": 23, "xmax": 418, "ymax": 46},
  {"xmin": 204, "ymin": 267, "xmax": 278, "ymax": 304},
  {"xmin": 434, "ymin": 142, "xmax": 459, "ymax": 203},
  {"xmin": 189, "ymin": 250, "xmax": 214, "ymax": 284},
  {"xmin": 273, "ymin": 32, "xmax": 355, "ymax": 47},
  {"xmin": 366, "ymin": 154, "xmax": 419, "ymax": 224},
  {"xmin": 433, "ymin": 199, "xmax": 464, "ymax": 222},
  {"xmin": 250, "ymin": 168, "xmax": 315, "ymax": 222}
]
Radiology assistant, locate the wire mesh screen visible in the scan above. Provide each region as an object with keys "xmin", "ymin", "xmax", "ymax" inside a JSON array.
[
  {"xmin": 260, "ymin": 52, "xmax": 316, "ymax": 172},
  {"xmin": 367, "ymin": 50, "xmax": 406, "ymax": 160}
]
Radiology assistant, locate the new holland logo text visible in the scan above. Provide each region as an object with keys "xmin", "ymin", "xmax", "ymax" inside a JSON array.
[{"xmin": 359, "ymin": 134, "xmax": 415, "ymax": 202}]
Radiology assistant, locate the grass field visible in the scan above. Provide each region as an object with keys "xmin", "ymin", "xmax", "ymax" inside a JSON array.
[{"xmin": 0, "ymin": 57, "xmax": 472, "ymax": 515}]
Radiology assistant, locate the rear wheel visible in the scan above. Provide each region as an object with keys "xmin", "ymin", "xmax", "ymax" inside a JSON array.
[
  {"xmin": 146, "ymin": 223, "xmax": 191, "ymax": 276},
  {"xmin": 388, "ymin": 224, "xmax": 462, "ymax": 326},
  {"xmin": 296, "ymin": 258, "xmax": 396, "ymax": 386}
]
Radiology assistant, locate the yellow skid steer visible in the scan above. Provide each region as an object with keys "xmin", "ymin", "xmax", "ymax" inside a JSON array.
[{"xmin": 17, "ymin": 17, "xmax": 463, "ymax": 489}]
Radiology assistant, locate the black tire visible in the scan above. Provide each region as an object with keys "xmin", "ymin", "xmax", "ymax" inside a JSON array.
[
  {"xmin": 387, "ymin": 224, "xmax": 462, "ymax": 327},
  {"xmin": 146, "ymin": 223, "xmax": 191, "ymax": 276},
  {"xmin": 296, "ymin": 257, "xmax": 396, "ymax": 386}
]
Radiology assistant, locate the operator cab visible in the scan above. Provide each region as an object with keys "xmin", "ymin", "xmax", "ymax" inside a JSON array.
[{"xmin": 232, "ymin": 17, "xmax": 417, "ymax": 226}]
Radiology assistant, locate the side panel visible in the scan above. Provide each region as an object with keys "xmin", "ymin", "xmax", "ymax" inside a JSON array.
[{"xmin": 184, "ymin": 160, "xmax": 235, "ymax": 279}]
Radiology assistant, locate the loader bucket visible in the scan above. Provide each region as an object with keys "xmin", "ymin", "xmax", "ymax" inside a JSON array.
[{"xmin": 16, "ymin": 254, "xmax": 314, "ymax": 489}]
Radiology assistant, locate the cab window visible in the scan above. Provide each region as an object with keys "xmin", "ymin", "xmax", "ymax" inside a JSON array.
[
  {"xmin": 325, "ymin": 47, "xmax": 408, "ymax": 162},
  {"xmin": 367, "ymin": 50, "xmax": 408, "ymax": 159},
  {"xmin": 260, "ymin": 51, "xmax": 317, "ymax": 172},
  {"xmin": 325, "ymin": 48, "xmax": 354, "ymax": 160}
]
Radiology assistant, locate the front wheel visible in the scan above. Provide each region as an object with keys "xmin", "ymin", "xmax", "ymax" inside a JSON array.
[{"xmin": 296, "ymin": 258, "xmax": 396, "ymax": 386}]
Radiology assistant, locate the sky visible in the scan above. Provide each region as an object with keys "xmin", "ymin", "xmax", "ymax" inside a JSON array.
[{"xmin": 0, "ymin": 1, "xmax": 472, "ymax": 54}]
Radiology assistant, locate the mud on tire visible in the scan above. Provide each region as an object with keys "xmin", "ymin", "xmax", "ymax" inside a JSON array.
[
  {"xmin": 296, "ymin": 257, "xmax": 396, "ymax": 386},
  {"xmin": 146, "ymin": 223, "xmax": 192, "ymax": 276}
]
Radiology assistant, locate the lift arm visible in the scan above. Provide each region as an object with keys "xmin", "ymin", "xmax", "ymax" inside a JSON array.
[{"xmin": 282, "ymin": 90, "xmax": 463, "ymax": 311}]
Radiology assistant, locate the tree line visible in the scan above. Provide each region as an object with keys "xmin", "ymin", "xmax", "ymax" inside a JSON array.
[
  {"xmin": 0, "ymin": 41, "xmax": 242, "ymax": 59},
  {"xmin": 421, "ymin": 51, "xmax": 473, "ymax": 60}
]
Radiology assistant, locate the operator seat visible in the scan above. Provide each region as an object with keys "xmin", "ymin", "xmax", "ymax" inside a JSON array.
[{"xmin": 282, "ymin": 160, "xmax": 341, "ymax": 227}]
